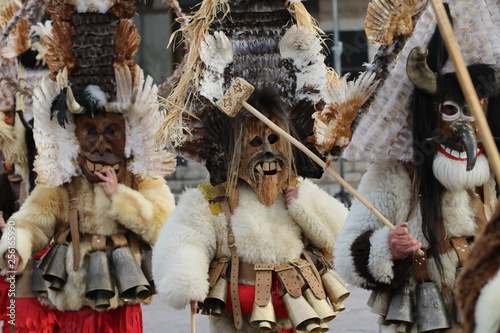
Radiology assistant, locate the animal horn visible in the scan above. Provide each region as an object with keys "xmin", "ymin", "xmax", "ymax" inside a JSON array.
[
  {"xmin": 406, "ymin": 47, "xmax": 438, "ymax": 95},
  {"xmin": 66, "ymin": 86, "xmax": 85, "ymax": 114}
]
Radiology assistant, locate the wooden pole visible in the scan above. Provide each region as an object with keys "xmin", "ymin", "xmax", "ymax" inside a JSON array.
[
  {"xmin": 191, "ymin": 312, "xmax": 196, "ymax": 333},
  {"xmin": 428, "ymin": 0, "xmax": 500, "ymax": 183},
  {"xmin": 243, "ymin": 101, "xmax": 424, "ymax": 257}
]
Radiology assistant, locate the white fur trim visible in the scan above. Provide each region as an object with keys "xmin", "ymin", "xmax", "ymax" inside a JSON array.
[
  {"xmin": 368, "ymin": 227, "xmax": 394, "ymax": 283},
  {"xmin": 0, "ymin": 226, "xmax": 33, "ymax": 273},
  {"xmin": 475, "ymin": 269, "xmax": 500, "ymax": 333},
  {"xmin": 279, "ymin": 25, "xmax": 327, "ymax": 102},
  {"xmin": 73, "ymin": 0, "xmax": 114, "ymax": 13},
  {"xmin": 33, "ymin": 70, "xmax": 80, "ymax": 187}
]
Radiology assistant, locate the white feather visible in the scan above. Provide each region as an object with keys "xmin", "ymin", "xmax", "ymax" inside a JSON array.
[
  {"xmin": 73, "ymin": 0, "xmax": 114, "ymax": 13},
  {"xmin": 33, "ymin": 69, "xmax": 80, "ymax": 187}
]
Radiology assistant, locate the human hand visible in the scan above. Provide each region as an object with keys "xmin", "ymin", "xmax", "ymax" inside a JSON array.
[
  {"xmin": 4, "ymin": 249, "xmax": 21, "ymax": 272},
  {"xmin": 95, "ymin": 166, "xmax": 119, "ymax": 197},
  {"xmin": 388, "ymin": 222, "xmax": 422, "ymax": 260},
  {"xmin": 190, "ymin": 300, "xmax": 198, "ymax": 314},
  {"xmin": 0, "ymin": 212, "xmax": 5, "ymax": 229},
  {"xmin": 284, "ymin": 186, "xmax": 298, "ymax": 208}
]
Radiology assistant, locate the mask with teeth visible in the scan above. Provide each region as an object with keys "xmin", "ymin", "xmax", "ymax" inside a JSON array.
[
  {"xmin": 238, "ymin": 117, "xmax": 290, "ymax": 206},
  {"xmin": 75, "ymin": 112, "xmax": 126, "ymax": 183}
]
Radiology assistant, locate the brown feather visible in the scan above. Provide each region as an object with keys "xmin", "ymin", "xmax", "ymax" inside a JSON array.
[
  {"xmin": 14, "ymin": 17, "xmax": 30, "ymax": 55},
  {"xmin": 46, "ymin": 0, "xmax": 74, "ymax": 22},
  {"xmin": 112, "ymin": 0, "xmax": 138, "ymax": 20},
  {"xmin": 45, "ymin": 20, "xmax": 76, "ymax": 79},
  {"xmin": 114, "ymin": 20, "xmax": 139, "ymax": 82}
]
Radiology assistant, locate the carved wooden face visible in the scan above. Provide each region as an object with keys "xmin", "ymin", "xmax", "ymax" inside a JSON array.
[
  {"xmin": 238, "ymin": 117, "xmax": 290, "ymax": 206},
  {"xmin": 74, "ymin": 112, "xmax": 126, "ymax": 183}
]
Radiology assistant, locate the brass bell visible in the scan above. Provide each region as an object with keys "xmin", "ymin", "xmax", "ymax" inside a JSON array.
[
  {"xmin": 386, "ymin": 285, "xmax": 414, "ymax": 324},
  {"xmin": 369, "ymin": 290, "xmax": 391, "ymax": 316},
  {"xmin": 85, "ymin": 251, "xmax": 115, "ymax": 309},
  {"xmin": 415, "ymin": 281, "xmax": 451, "ymax": 332},
  {"xmin": 303, "ymin": 288, "xmax": 336, "ymax": 323},
  {"xmin": 282, "ymin": 293, "xmax": 322, "ymax": 333},
  {"xmin": 140, "ymin": 244, "xmax": 156, "ymax": 293},
  {"xmin": 37, "ymin": 243, "xmax": 59, "ymax": 272},
  {"xmin": 332, "ymin": 301, "xmax": 345, "ymax": 313},
  {"xmin": 204, "ymin": 276, "xmax": 227, "ymax": 317},
  {"xmin": 31, "ymin": 259, "xmax": 48, "ymax": 297},
  {"xmin": 42, "ymin": 243, "xmax": 68, "ymax": 291},
  {"xmin": 321, "ymin": 270, "xmax": 350, "ymax": 303},
  {"xmin": 111, "ymin": 246, "xmax": 151, "ymax": 302},
  {"xmin": 250, "ymin": 300, "xmax": 277, "ymax": 332}
]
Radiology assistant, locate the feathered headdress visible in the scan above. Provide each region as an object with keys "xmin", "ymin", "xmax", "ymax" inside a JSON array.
[
  {"xmin": 157, "ymin": 0, "xmax": 370, "ymax": 184},
  {"xmin": 33, "ymin": 0, "xmax": 176, "ymax": 187},
  {"xmin": 343, "ymin": 0, "xmax": 500, "ymax": 162}
]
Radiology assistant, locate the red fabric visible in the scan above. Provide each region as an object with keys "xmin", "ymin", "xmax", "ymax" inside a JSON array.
[
  {"xmin": 225, "ymin": 275, "xmax": 288, "ymax": 318},
  {"xmin": 56, "ymin": 304, "xmax": 142, "ymax": 333},
  {"xmin": 2, "ymin": 298, "xmax": 59, "ymax": 333},
  {"xmin": 34, "ymin": 244, "xmax": 54, "ymax": 260},
  {"xmin": 0, "ymin": 276, "xmax": 10, "ymax": 323}
]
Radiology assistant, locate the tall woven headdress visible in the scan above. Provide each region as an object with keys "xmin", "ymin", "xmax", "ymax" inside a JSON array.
[
  {"xmin": 343, "ymin": 0, "xmax": 500, "ymax": 162},
  {"xmin": 159, "ymin": 0, "xmax": 345, "ymax": 185},
  {"xmin": 33, "ymin": 0, "xmax": 176, "ymax": 187}
]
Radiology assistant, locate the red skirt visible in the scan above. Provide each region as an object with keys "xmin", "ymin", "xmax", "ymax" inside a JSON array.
[
  {"xmin": 2, "ymin": 298, "xmax": 59, "ymax": 333},
  {"xmin": 56, "ymin": 304, "xmax": 142, "ymax": 333}
]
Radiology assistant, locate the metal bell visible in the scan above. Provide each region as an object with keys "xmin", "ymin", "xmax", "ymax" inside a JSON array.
[
  {"xmin": 204, "ymin": 276, "xmax": 227, "ymax": 317},
  {"xmin": 31, "ymin": 259, "xmax": 48, "ymax": 297},
  {"xmin": 303, "ymin": 288, "xmax": 336, "ymax": 323},
  {"xmin": 42, "ymin": 243, "xmax": 68, "ymax": 291},
  {"xmin": 369, "ymin": 290, "xmax": 391, "ymax": 316},
  {"xmin": 386, "ymin": 285, "xmax": 414, "ymax": 325},
  {"xmin": 37, "ymin": 243, "xmax": 59, "ymax": 272},
  {"xmin": 282, "ymin": 293, "xmax": 322, "ymax": 333},
  {"xmin": 321, "ymin": 270, "xmax": 350, "ymax": 303},
  {"xmin": 111, "ymin": 246, "xmax": 151, "ymax": 302},
  {"xmin": 250, "ymin": 299, "xmax": 277, "ymax": 332},
  {"xmin": 332, "ymin": 301, "xmax": 345, "ymax": 313},
  {"xmin": 85, "ymin": 251, "xmax": 115, "ymax": 309},
  {"xmin": 140, "ymin": 243, "xmax": 156, "ymax": 293},
  {"xmin": 415, "ymin": 281, "xmax": 451, "ymax": 332}
]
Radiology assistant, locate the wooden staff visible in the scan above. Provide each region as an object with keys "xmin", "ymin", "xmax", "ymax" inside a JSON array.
[
  {"xmin": 217, "ymin": 77, "xmax": 425, "ymax": 256},
  {"xmin": 428, "ymin": 0, "xmax": 500, "ymax": 183}
]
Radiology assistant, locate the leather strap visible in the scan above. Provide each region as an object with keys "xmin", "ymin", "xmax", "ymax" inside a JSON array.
[
  {"xmin": 450, "ymin": 237, "xmax": 471, "ymax": 267},
  {"xmin": 208, "ymin": 257, "xmax": 230, "ymax": 288},
  {"xmin": 216, "ymin": 185, "xmax": 243, "ymax": 329},
  {"xmin": 292, "ymin": 258, "xmax": 325, "ymax": 299},
  {"xmin": 413, "ymin": 251, "xmax": 431, "ymax": 282},
  {"xmin": 128, "ymin": 233, "xmax": 141, "ymax": 265},
  {"xmin": 91, "ymin": 235, "xmax": 106, "ymax": 251},
  {"xmin": 254, "ymin": 264, "xmax": 274, "ymax": 306},
  {"xmin": 111, "ymin": 233, "xmax": 128, "ymax": 248},
  {"xmin": 69, "ymin": 199, "xmax": 80, "ymax": 271},
  {"xmin": 275, "ymin": 263, "xmax": 302, "ymax": 298}
]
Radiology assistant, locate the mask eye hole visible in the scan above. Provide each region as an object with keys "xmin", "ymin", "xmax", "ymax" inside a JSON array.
[
  {"xmin": 441, "ymin": 101, "xmax": 460, "ymax": 121},
  {"xmin": 268, "ymin": 134, "xmax": 279, "ymax": 144},
  {"xmin": 249, "ymin": 136, "xmax": 263, "ymax": 147}
]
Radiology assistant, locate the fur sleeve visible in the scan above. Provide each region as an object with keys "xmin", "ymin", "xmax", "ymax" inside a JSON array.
[
  {"xmin": 152, "ymin": 188, "xmax": 220, "ymax": 310},
  {"xmin": 287, "ymin": 178, "xmax": 348, "ymax": 259},
  {"xmin": 0, "ymin": 186, "xmax": 67, "ymax": 272},
  {"xmin": 334, "ymin": 161, "xmax": 412, "ymax": 288},
  {"xmin": 109, "ymin": 177, "xmax": 175, "ymax": 245}
]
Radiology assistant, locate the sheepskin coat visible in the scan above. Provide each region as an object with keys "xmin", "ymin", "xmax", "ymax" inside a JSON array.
[
  {"xmin": 153, "ymin": 179, "xmax": 347, "ymax": 333},
  {"xmin": 456, "ymin": 201, "xmax": 500, "ymax": 333},
  {"xmin": 334, "ymin": 161, "xmax": 496, "ymax": 333},
  {"xmin": 0, "ymin": 174, "xmax": 175, "ymax": 311}
]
